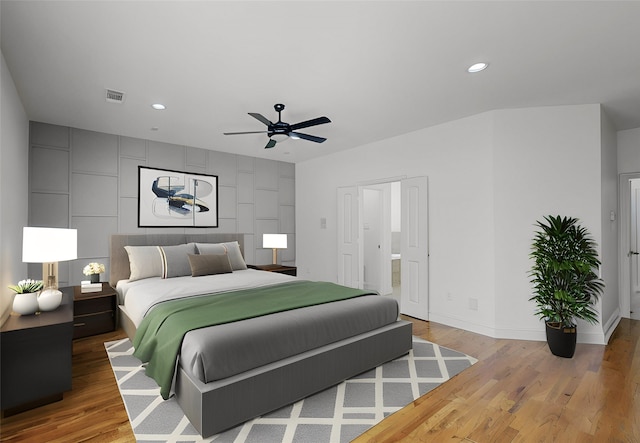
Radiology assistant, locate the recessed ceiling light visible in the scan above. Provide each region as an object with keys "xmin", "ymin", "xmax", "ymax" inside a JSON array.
[
  {"xmin": 468, "ymin": 62, "xmax": 489, "ymax": 73},
  {"xmin": 151, "ymin": 103, "xmax": 166, "ymax": 110}
]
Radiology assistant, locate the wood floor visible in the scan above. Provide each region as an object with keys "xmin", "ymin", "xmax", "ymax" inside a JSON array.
[{"xmin": 1, "ymin": 317, "xmax": 638, "ymax": 442}]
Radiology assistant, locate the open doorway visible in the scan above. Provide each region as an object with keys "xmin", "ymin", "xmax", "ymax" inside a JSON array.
[
  {"xmin": 619, "ymin": 173, "xmax": 640, "ymax": 320},
  {"xmin": 337, "ymin": 177, "xmax": 429, "ymax": 320},
  {"xmin": 361, "ymin": 182, "xmax": 401, "ymax": 306}
]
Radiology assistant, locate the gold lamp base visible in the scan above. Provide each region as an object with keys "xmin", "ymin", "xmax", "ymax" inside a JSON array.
[{"xmin": 43, "ymin": 261, "xmax": 59, "ymax": 290}]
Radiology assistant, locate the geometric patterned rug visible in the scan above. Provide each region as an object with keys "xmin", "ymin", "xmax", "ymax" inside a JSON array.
[{"xmin": 105, "ymin": 337, "xmax": 477, "ymax": 442}]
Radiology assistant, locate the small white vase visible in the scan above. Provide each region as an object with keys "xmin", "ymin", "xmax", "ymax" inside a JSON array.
[
  {"xmin": 13, "ymin": 292, "xmax": 39, "ymax": 315},
  {"xmin": 38, "ymin": 288, "xmax": 63, "ymax": 311}
]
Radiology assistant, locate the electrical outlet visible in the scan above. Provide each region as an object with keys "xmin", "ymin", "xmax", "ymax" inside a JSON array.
[
  {"xmin": 468, "ymin": 298, "xmax": 478, "ymax": 311},
  {"xmin": 446, "ymin": 292, "xmax": 453, "ymax": 301}
]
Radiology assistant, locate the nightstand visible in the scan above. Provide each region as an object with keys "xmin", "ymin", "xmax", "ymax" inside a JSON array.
[
  {"xmin": 1, "ymin": 287, "xmax": 73, "ymax": 417},
  {"xmin": 73, "ymin": 283, "xmax": 117, "ymax": 339},
  {"xmin": 248, "ymin": 264, "xmax": 297, "ymax": 276}
]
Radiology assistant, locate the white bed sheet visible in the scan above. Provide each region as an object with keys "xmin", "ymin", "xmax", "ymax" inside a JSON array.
[{"xmin": 116, "ymin": 269, "xmax": 297, "ymax": 327}]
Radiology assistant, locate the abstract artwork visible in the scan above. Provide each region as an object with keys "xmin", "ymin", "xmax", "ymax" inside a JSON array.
[{"xmin": 138, "ymin": 166, "xmax": 218, "ymax": 228}]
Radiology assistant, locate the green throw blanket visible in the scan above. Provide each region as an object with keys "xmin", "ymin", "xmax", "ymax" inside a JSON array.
[{"xmin": 132, "ymin": 280, "xmax": 376, "ymax": 399}]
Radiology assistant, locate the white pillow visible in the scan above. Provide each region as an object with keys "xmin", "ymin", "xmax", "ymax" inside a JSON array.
[
  {"xmin": 196, "ymin": 241, "xmax": 247, "ymax": 270},
  {"xmin": 124, "ymin": 245, "xmax": 162, "ymax": 281}
]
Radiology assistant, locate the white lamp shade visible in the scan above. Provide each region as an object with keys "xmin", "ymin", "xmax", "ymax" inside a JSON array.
[
  {"xmin": 22, "ymin": 227, "xmax": 78, "ymax": 263},
  {"xmin": 263, "ymin": 234, "xmax": 287, "ymax": 249}
]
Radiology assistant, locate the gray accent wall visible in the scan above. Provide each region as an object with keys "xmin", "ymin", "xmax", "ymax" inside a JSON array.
[{"xmin": 28, "ymin": 122, "xmax": 295, "ymax": 286}]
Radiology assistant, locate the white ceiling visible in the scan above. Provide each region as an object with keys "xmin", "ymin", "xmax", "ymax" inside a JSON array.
[{"xmin": 2, "ymin": 1, "xmax": 639, "ymax": 163}]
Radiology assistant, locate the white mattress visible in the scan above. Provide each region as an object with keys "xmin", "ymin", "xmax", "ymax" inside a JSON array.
[{"xmin": 116, "ymin": 269, "xmax": 297, "ymax": 327}]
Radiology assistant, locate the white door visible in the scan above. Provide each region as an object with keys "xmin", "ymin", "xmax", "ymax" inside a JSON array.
[
  {"xmin": 337, "ymin": 186, "xmax": 362, "ymax": 288},
  {"xmin": 400, "ymin": 177, "xmax": 429, "ymax": 319},
  {"xmin": 631, "ymin": 178, "xmax": 640, "ymax": 320},
  {"xmin": 362, "ymin": 188, "xmax": 382, "ymax": 291}
]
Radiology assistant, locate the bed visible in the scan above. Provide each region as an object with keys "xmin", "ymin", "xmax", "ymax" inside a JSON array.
[{"xmin": 110, "ymin": 233, "xmax": 412, "ymax": 437}]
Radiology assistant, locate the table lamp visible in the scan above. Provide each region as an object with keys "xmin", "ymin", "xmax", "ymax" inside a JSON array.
[
  {"xmin": 22, "ymin": 227, "xmax": 77, "ymax": 311},
  {"xmin": 263, "ymin": 233, "xmax": 287, "ymax": 265}
]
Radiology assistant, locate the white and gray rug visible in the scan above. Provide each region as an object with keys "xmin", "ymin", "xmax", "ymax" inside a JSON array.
[{"xmin": 105, "ymin": 337, "xmax": 476, "ymax": 442}]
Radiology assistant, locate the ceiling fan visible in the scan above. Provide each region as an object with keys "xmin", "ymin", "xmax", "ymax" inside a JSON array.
[{"xmin": 224, "ymin": 104, "xmax": 331, "ymax": 149}]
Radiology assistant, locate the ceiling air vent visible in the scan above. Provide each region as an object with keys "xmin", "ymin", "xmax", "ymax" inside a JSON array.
[{"xmin": 105, "ymin": 88, "xmax": 125, "ymax": 103}]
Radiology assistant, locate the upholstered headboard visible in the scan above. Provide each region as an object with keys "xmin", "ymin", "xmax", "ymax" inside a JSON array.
[{"xmin": 109, "ymin": 233, "xmax": 245, "ymax": 287}]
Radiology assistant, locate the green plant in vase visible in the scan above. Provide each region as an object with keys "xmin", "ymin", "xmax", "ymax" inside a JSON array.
[
  {"xmin": 8, "ymin": 279, "xmax": 44, "ymax": 315},
  {"xmin": 529, "ymin": 215, "xmax": 604, "ymax": 357},
  {"xmin": 8, "ymin": 279, "xmax": 44, "ymax": 294}
]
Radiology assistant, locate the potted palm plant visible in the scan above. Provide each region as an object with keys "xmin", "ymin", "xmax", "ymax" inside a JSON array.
[{"xmin": 529, "ymin": 215, "xmax": 604, "ymax": 358}]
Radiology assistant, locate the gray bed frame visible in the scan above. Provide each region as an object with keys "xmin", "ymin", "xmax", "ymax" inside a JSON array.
[{"xmin": 110, "ymin": 233, "xmax": 413, "ymax": 437}]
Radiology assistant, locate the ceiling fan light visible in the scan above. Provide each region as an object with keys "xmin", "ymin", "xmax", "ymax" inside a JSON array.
[
  {"xmin": 467, "ymin": 62, "xmax": 488, "ymax": 73},
  {"xmin": 270, "ymin": 133, "xmax": 289, "ymax": 142}
]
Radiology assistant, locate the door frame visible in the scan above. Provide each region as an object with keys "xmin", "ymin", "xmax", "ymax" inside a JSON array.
[{"xmin": 619, "ymin": 172, "xmax": 640, "ymax": 318}]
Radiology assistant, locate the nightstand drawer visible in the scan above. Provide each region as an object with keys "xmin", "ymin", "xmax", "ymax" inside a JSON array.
[
  {"xmin": 248, "ymin": 264, "xmax": 297, "ymax": 276},
  {"xmin": 277, "ymin": 268, "xmax": 297, "ymax": 276},
  {"xmin": 73, "ymin": 284, "xmax": 117, "ymax": 339},
  {"xmin": 73, "ymin": 311, "xmax": 115, "ymax": 339},
  {"xmin": 74, "ymin": 297, "xmax": 113, "ymax": 316}
]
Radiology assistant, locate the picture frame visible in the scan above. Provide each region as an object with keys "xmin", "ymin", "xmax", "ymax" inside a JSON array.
[{"xmin": 138, "ymin": 166, "xmax": 219, "ymax": 228}]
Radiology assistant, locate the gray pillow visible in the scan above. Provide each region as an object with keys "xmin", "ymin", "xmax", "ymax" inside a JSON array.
[
  {"xmin": 187, "ymin": 254, "xmax": 233, "ymax": 277},
  {"xmin": 194, "ymin": 242, "xmax": 226, "ymax": 256},
  {"xmin": 124, "ymin": 245, "xmax": 162, "ymax": 281},
  {"xmin": 159, "ymin": 243, "xmax": 197, "ymax": 278},
  {"xmin": 196, "ymin": 241, "xmax": 247, "ymax": 270}
]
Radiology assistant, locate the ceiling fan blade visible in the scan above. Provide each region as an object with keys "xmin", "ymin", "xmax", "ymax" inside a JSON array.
[
  {"xmin": 264, "ymin": 139, "xmax": 277, "ymax": 149},
  {"xmin": 249, "ymin": 113, "xmax": 272, "ymax": 126},
  {"xmin": 289, "ymin": 132, "xmax": 327, "ymax": 143},
  {"xmin": 223, "ymin": 131, "xmax": 268, "ymax": 135},
  {"xmin": 290, "ymin": 116, "xmax": 331, "ymax": 131}
]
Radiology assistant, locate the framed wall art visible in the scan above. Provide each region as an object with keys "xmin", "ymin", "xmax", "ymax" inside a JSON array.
[{"xmin": 138, "ymin": 166, "xmax": 219, "ymax": 228}]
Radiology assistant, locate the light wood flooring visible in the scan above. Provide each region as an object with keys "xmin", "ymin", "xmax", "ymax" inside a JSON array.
[{"xmin": 1, "ymin": 317, "xmax": 638, "ymax": 442}]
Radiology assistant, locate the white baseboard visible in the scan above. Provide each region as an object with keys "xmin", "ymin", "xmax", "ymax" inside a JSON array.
[
  {"xmin": 602, "ymin": 308, "xmax": 621, "ymax": 344},
  {"xmin": 428, "ymin": 312, "xmax": 607, "ymax": 345}
]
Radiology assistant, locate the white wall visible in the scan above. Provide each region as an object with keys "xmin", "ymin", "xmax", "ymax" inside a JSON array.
[
  {"xmin": 491, "ymin": 104, "xmax": 606, "ymax": 343},
  {"xmin": 618, "ymin": 127, "xmax": 640, "ymax": 174},
  {"xmin": 0, "ymin": 52, "xmax": 29, "ymax": 326},
  {"xmin": 600, "ymin": 109, "xmax": 620, "ymax": 342},
  {"xmin": 297, "ymin": 104, "xmax": 613, "ymax": 343},
  {"xmin": 297, "ymin": 111, "xmax": 497, "ymax": 335}
]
